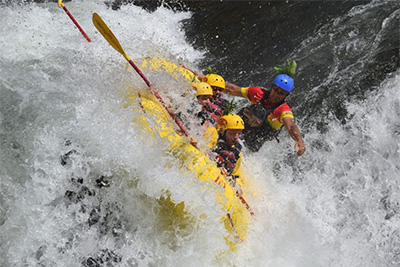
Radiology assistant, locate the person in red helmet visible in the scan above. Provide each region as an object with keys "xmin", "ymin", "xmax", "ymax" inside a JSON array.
[{"xmin": 225, "ymin": 73, "xmax": 306, "ymax": 156}]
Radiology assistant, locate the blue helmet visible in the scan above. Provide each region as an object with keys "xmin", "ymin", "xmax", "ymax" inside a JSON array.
[{"xmin": 272, "ymin": 74, "xmax": 294, "ymax": 93}]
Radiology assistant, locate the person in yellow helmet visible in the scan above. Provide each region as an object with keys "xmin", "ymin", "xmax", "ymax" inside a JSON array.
[
  {"xmin": 210, "ymin": 114, "xmax": 245, "ymax": 196},
  {"xmin": 196, "ymin": 73, "xmax": 230, "ymax": 111},
  {"xmin": 185, "ymin": 82, "xmax": 221, "ymax": 149},
  {"xmin": 192, "ymin": 82, "xmax": 223, "ymax": 126}
]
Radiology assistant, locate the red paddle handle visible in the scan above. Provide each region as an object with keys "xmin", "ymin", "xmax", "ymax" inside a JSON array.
[
  {"xmin": 127, "ymin": 59, "xmax": 191, "ymax": 137},
  {"xmin": 62, "ymin": 6, "xmax": 91, "ymax": 42}
]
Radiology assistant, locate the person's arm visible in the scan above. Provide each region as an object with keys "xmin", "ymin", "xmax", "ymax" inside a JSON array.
[
  {"xmin": 175, "ymin": 129, "xmax": 198, "ymax": 148},
  {"xmin": 225, "ymin": 82, "xmax": 244, "ymax": 96},
  {"xmin": 282, "ymin": 117, "xmax": 306, "ymax": 157},
  {"xmin": 196, "ymin": 72, "xmax": 206, "ymax": 82}
]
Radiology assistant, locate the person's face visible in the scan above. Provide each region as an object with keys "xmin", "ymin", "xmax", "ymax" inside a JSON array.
[
  {"xmin": 212, "ymin": 86, "xmax": 223, "ymax": 98},
  {"xmin": 225, "ymin": 129, "xmax": 242, "ymax": 146},
  {"xmin": 269, "ymin": 84, "xmax": 289, "ymax": 103},
  {"xmin": 243, "ymin": 108, "xmax": 263, "ymax": 127},
  {"xmin": 197, "ymin": 95, "xmax": 211, "ymax": 106}
]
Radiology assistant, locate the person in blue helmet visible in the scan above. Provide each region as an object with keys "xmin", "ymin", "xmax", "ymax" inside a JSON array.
[{"xmin": 224, "ymin": 68, "xmax": 306, "ymax": 156}]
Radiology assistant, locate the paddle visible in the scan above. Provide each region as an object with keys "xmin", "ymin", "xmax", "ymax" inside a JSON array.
[
  {"xmin": 92, "ymin": 13, "xmax": 253, "ymax": 215},
  {"xmin": 92, "ymin": 13, "xmax": 191, "ymax": 137},
  {"xmin": 58, "ymin": 0, "xmax": 91, "ymax": 42}
]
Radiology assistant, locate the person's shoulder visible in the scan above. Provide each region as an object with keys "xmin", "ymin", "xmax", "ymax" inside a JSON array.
[
  {"xmin": 275, "ymin": 103, "xmax": 293, "ymax": 118},
  {"xmin": 278, "ymin": 102, "xmax": 292, "ymax": 111}
]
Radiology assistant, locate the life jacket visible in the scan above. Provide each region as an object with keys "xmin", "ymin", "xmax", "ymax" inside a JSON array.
[
  {"xmin": 240, "ymin": 89, "xmax": 284, "ymax": 152},
  {"xmin": 213, "ymin": 135, "xmax": 242, "ymax": 176},
  {"xmin": 210, "ymin": 96, "xmax": 229, "ymax": 111},
  {"xmin": 198, "ymin": 102, "xmax": 223, "ymax": 125},
  {"xmin": 258, "ymin": 88, "xmax": 286, "ymax": 118}
]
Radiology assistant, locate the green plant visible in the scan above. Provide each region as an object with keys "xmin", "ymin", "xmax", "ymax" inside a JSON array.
[
  {"xmin": 274, "ymin": 59, "xmax": 297, "ymax": 77},
  {"xmin": 204, "ymin": 66, "xmax": 216, "ymax": 75},
  {"xmin": 223, "ymin": 98, "xmax": 238, "ymax": 116}
]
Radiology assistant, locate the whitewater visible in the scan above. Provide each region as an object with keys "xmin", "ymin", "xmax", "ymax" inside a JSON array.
[{"xmin": 1, "ymin": 1, "xmax": 399, "ymax": 266}]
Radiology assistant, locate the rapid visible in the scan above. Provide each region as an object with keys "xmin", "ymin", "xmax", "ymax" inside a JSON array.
[{"xmin": 0, "ymin": 1, "xmax": 399, "ymax": 266}]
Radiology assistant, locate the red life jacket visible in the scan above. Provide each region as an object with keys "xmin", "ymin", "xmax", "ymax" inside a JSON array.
[
  {"xmin": 198, "ymin": 102, "xmax": 223, "ymax": 125},
  {"xmin": 210, "ymin": 96, "xmax": 229, "ymax": 111},
  {"xmin": 213, "ymin": 136, "xmax": 242, "ymax": 176}
]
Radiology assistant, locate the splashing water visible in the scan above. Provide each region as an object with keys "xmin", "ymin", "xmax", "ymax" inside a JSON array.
[{"xmin": 1, "ymin": 1, "xmax": 399, "ymax": 266}]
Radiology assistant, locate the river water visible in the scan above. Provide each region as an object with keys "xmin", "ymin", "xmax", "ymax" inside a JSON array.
[{"xmin": 1, "ymin": 1, "xmax": 399, "ymax": 266}]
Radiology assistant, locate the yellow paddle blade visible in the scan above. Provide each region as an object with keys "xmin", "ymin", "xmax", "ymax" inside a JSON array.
[
  {"xmin": 58, "ymin": 0, "xmax": 64, "ymax": 7},
  {"xmin": 92, "ymin": 13, "xmax": 125, "ymax": 55}
]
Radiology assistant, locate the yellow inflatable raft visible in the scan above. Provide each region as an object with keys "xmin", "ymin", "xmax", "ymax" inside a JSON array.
[
  {"xmin": 124, "ymin": 58, "xmax": 253, "ymax": 250},
  {"xmin": 91, "ymin": 12, "xmax": 252, "ymax": 252}
]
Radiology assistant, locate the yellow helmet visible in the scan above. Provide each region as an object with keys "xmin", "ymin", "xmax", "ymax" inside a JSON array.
[
  {"xmin": 217, "ymin": 114, "xmax": 244, "ymax": 131},
  {"xmin": 205, "ymin": 74, "xmax": 225, "ymax": 89},
  {"xmin": 192, "ymin": 82, "xmax": 213, "ymax": 97}
]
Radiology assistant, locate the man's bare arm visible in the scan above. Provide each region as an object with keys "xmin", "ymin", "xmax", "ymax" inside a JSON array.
[
  {"xmin": 283, "ymin": 117, "xmax": 306, "ymax": 156},
  {"xmin": 225, "ymin": 82, "xmax": 244, "ymax": 96}
]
